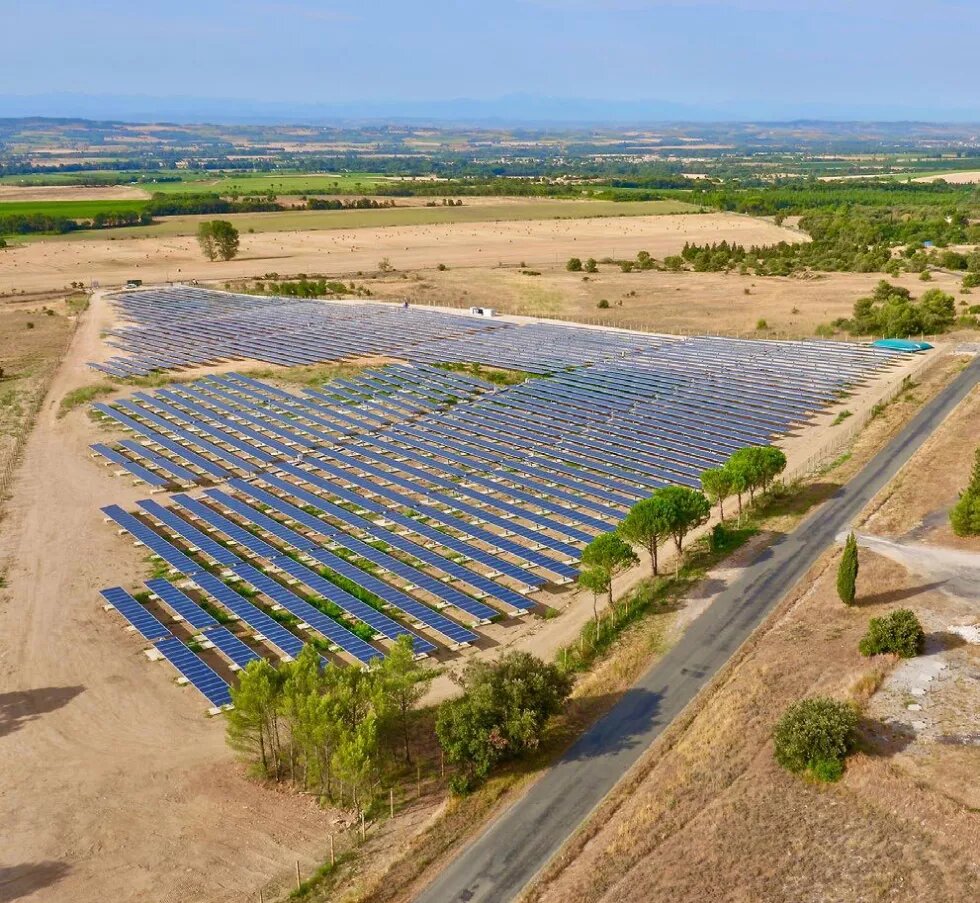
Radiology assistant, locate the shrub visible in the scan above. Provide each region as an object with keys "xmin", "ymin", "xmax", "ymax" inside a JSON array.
[
  {"xmin": 584, "ymin": 258, "xmax": 598, "ymax": 273},
  {"xmin": 962, "ymin": 272, "xmax": 980, "ymax": 289},
  {"xmin": 772, "ymin": 697, "xmax": 857, "ymax": 781},
  {"xmin": 756, "ymin": 318, "xmax": 768, "ymax": 330},
  {"xmin": 566, "ymin": 257, "xmax": 583, "ymax": 272},
  {"xmin": 436, "ymin": 652, "xmax": 572, "ymax": 792},
  {"xmin": 858, "ymin": 608, "xmax": 924, "ymax": 658},
  {"xmin": 597, "ymin": 298, "xmax": 610, "ymax": 309}
]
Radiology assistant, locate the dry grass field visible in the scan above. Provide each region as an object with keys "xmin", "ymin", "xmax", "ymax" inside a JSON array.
[
  {"xmin": 0, "ymin": 209, "xmax": 795, "ymax": 296},
  {"xmin": 0, "ymin": 292, "xmax": 74, "ymax": 501},
  {"xmin": 366, "ymin": 266, "xmax": 966, "ymax": 339},
  {"xmin": 525, "ymin": 377, "xmax": 980, "ymax": 903}
]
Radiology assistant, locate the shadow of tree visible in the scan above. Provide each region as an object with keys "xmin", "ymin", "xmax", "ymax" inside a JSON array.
[
  {"xmin": 857, "ymin": 581, "xmax": 946, "ymax": 607},
  {"xmin": 562, "ymin": 687, "xmax": 662, "ymax": 762},
  {"xmin": 926, "ymin": 630, "xmax": 968, "ymax": 652},
  {"xmin": 0, "ymin": 686, "xmax": 85, "ymax": 739},
  {"xmin": 857, "ymin": 717, "xmax": 917, "ymax": 757},
  {"xmin": 0, "ymin": 861, "xmax": 71, "ymax": 903}
]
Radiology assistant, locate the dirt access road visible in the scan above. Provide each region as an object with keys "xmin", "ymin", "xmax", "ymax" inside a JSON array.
[
  {"xmin": 414, "ymin": 354, "xmax": 980, "ymax": 903},
  {"xmin": 0, "ymin": 291, "xmax": 336, "ymax": 903}
]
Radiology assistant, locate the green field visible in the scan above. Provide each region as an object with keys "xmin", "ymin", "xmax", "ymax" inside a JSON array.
[
  {"xmin": 0, "ymin": 169, "xmax": 392, "ymax": 195},
  {"xmin": 139, "ymin": 171, "xmax": 392, "ymax": 195},
  {"xmin": 0, "ymin": 199, "xmax": 149, "ymax": 217},
  {"xmin": 17, "ymin": 198, "xmax": 697, "ymax": 242}
]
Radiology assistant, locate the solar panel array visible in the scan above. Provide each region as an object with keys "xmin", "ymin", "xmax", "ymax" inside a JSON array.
[{"xmin": 92, "ymin": 287, "xmax": 909, "ymax": 713}]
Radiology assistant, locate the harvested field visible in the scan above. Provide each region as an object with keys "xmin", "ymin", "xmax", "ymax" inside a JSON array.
[
  {"xmin": 0, "ymin": 184, "xmax": 151, "ymax": 202},
  {"xmin": 912, "ymin": 170, "xmax": 980, "ymax": 184},
  {"xmin": 526, "ymin": 379, "xmax": 980, "ymax": 903},
  {"xmin": 0, "ymin": 209, "xmax": 798, "ymax": 296}
]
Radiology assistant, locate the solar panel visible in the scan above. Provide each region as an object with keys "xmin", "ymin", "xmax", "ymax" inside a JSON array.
[
  {"xmin": 100, "ymin": 586, "xmax": 171, "ymax": 641},
  {"xmin": 144, "ymin": 578, "xmax": 219, "ymax": 630},
  {"xmin": 154, "ymin": 636, "xmax": 232, "ymax": 708},
  {"xmin": 202, "ymin": 626, "xmax": 263, "ymax": 670}
]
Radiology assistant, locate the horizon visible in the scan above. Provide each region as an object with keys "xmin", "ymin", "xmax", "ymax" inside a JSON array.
[{"xmin": 5, "ymin": 1, "xmax": 980, "ymax": 123}]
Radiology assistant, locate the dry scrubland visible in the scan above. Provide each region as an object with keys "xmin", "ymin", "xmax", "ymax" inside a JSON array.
[
  {"xmin": 0, "ymin": 209, "xmax": 793, "ymax": 296},
  {"xmin": 0, "ymin": 292, "xmax": 74, "ymax": 496},
  {"xmin": 526, "ymin": 363, "xmax": 979, "ymax": 903}
]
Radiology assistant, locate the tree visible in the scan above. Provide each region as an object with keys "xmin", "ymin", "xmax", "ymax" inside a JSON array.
[
  {"xmin": 210, "ymin": 220, "xmax": 240, "ymax": 260},
  {"xmin": 584, "ymin": 257, "xmax": 598, "ymax": 273},
  {"xmin": 700, "ymin": 467, "xmax": 733, "ymax": 521},
  {"xmin": 619, "ymin": 495, "xmax": 673, "ymax": 577},
  {"xmin": 758, "ymin": 446, "xmax": 788, "ymax": 490},
  {"xmin": 580, "ymin": 532, "xmax": 638, "ymax": 611},
  {"xmin": 435, "ymin": 652, "xmax": 572, "ymax": 792},
  {"xmin": 578, "ymin": 566, "xmax": 609, "ymax": 623},
  {"xmin": 197, "ymin": 221, "xmax": 218, "ymax": 261},
  {"xmin": 949, "ymin": 448, "xmax": 980, "ymax": 536},
  {"xmin": 566, "ymin": 257, "xmax": 583, "ymax": 272},
  {"xmin": 227, "ymin": 657, "xmax": 286, "ymax": 779},
  {"xmin": 859, "ymin": 609, "xmax": 924, "ymax": 658},
  {"xmin": 379, "ymin": 635, "xmax": 433, "ymax": 764},
  {"xmin": 654, "ymin": 485, "xmax": 711, "ymax": 575},
  {"xmin": 772, "ymin": 697, "xmax": 857, "ymax": 782},
  {"xmin": 837, "ymin": 532, "xmax": 859, "ymax": 605},
  {"xmin": 197, "ymin": 220, "xmax": 239, "ymax": 261}
]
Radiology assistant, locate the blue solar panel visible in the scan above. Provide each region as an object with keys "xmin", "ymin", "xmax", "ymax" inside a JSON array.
[
  {"xmin": 137, "ymin": 499, "xmax": 243, "ymax": 567},
  {"xmin": 154, "ymin": 636, "xmax": 232, "ymax": 708},
  {"xmin": 91, "ymin": 444, "xmax": 170, "ymax": 487},
  {"xmin": 203, "ymin": 626, "xmax": 263, "ymax": 669},
  {"xmin": 144, "ymin": 578, "xmax": 219, "ymax": 630},
  {"xmin": 100, "ymin": 586, "xmax": 171, "ymax": 641},
  {"xmin": 190, "ymin": 570, "xmax": 307, "ymax": 660},
  {"xmin": 101, "ymin": 505, "xmax": 205, "ymax": 576},
  {"xmin": 228, "ymin": 562, "xmax": 388, "ymax": 663}
]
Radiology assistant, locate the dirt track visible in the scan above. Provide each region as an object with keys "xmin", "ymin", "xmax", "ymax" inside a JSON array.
[{"xmin": 0, "ymin": 292, "xmax": 336, "ymax": 903}]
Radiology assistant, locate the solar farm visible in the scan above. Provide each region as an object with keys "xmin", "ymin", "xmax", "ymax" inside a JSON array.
[{"xmin": 89, "ymin": 287, "xmax": 911, "ymax": 713}]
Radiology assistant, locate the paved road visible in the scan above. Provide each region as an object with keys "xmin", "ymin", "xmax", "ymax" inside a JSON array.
[{"xmin": 415, "ymin": 355, "xmax": 980, "ymax": 903}]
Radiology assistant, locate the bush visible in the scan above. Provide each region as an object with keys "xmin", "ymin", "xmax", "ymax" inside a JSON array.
[
  {"xmin": 597, "ymin": 298, "xmax": 610, "ymax": 309},
  {"xmin": 436, "ymin": 652, "xmax": 572, "ymax": 792},
  {"xmin": 858, "ymin": 608, "xmax": 924, "ymax": 658},
  {"xmin": 756, "ymin": 318, "xmax": 768, "ymax": 330},
  {"xmin": 566, "ymin": 257, "xmax": 583, "ymax": 272},
  {"xmin": 772, "ymin": 697, "xmax": 857, "ymax": 781}
]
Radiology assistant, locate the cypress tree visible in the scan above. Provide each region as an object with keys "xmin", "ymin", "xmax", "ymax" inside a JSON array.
[{"xmin": 837, "ymin": 532, "xmax": 859, "ymax": 605}]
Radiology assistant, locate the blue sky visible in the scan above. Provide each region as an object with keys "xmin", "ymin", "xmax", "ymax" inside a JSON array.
[{"xmin": 4, "ymin": 1, "xmax": 980, "ymax": 119}]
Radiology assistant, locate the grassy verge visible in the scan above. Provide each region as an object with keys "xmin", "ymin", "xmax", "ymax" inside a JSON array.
[
  {"xmin": 434, "ymin": 361, "xmax": 539, "ymax": 386},
  {"xmin": 58, "ymin": 381, "xmax": 115, "ymax": 417},
  {"xmin": 243, "ymin": 362, "xmax": 375, "ymax": 387}
]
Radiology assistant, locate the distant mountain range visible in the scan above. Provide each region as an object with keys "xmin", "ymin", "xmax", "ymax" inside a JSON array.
[{"xmin": 2, "ymin": 92, "xmax": 980, "ymax": 126}]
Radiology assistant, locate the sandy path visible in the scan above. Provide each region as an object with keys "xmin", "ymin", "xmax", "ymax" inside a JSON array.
[
  {"xmin": 0, "ymin": 292, "xmax": 334, "ymax": 903},
  {"xmin": 0, "ymin": 212, "xmax": 801, "ymax": 295},
  {"xmin": 845, "ymin": 532, "xmax": 980, "ymax": 600}
]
